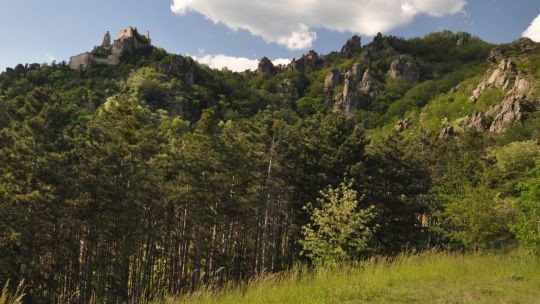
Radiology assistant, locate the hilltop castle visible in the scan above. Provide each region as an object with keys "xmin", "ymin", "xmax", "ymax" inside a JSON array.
[{"xmin": 69, "ymin": 26, "xmax": 151, "ymax": 70}]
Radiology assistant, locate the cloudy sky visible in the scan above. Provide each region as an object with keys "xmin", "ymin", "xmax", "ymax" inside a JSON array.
[{"xmin": 1, "ymin": 0, "xmax": 539, "ymax": 72}]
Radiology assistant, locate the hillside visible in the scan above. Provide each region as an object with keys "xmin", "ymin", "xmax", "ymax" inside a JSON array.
[{"xmin": 0, "ymin": 27, "xmax": 539, "ymax": 303}]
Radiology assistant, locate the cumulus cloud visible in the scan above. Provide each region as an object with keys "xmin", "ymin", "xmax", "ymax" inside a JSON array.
[
  {"xmin": 523, "ymin": 13, "xmax": 540, "ymax": 42},
  {"xmin": 194, "ymin": 54, "xmax": 290, "ymax": 72},
  {"xmin": 45, "ymin": 53, "xmax": 57, "ymax": 63},
  {"xmin": 171, "ymin": 0, "xmax": 466, "ymax": 50}
]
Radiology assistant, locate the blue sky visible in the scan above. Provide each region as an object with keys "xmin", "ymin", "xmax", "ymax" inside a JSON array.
[{"xmin": 1, "ymin": 0, "xmax": 539, "ymax": 71}]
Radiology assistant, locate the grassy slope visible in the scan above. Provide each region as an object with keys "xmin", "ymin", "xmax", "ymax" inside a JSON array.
[{"xmin": 168, "ymin": 251, "xmax": 540, "ymax": 304}]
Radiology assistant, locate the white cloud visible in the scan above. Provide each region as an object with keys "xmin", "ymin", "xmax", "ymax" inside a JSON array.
[
  {"xmin": 171, "ymin": 0, "xmax": 467, "ymax": 50},
  {"xmin": 194, "ymin": 54, "xmax": 290, "ymax": 72},
  {"xmin": 523, "ymin": 13, "xmax": 540, "ymax": 42},
  {"xmin": 45, "ymin": 53, "xmax": 56, "ymax": 63}
]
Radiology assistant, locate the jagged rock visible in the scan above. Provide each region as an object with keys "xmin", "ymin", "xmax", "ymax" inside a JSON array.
[
  {"xmin": 359, "ymin": 68, "xmax": 376, "ymax": 95},
  {"xmin": 256, "ymin": 57, "xmax": 275, "ymax": 76},
  {"xmin": 347, "ymin": 62, "xmax": 363, "ymax": 82},
  {"xmin": 289, "ymin": 50, "xmax": 319, "ymax": 73},
  {"xmin": 341, "ymin": 35, "xmax": 361, "ymax": 58},
  {"xmin": 158, "ymin": 55, "xmax": 194, "ymax": 86},
  {"xmin": 276, "ymin": 78, "xmax": 299, "ymax": 99},
  {"xmin": 449, "ymin": 84, "xmax": 461, "ymax": 93},
  {"xmin": 460, "ymin": 112, "xmax": 488, "ymax": 132},
  {"xmin": 102, "ymin": 31, "xmax": 111, "ymax": 48},
  {"xmin": 487, "ymin": 72, "xmax": 536, "ymax": 132},
  {"xmin": 514, "ymin": 37, "xmax": 537, "ymax": 52},
  {"xmin": 487, "ymin": 48, "xmax": 504, "ymax": 64},
  {"xmin": 470, "ymin": 59, "xmax": 515, "ymax": 102},
  {"xmin": 456, "ymin": 33, "xmax": 470, "ymax": 46},
  {"xmin": 387, "ymin": 55, "xmax": 419, "ymax": 85},
  {"xmin": 489, "ymin": 96, "xmax": 527, "ymax": 133},
  {"xmin": 439, "ymin": 125, "xmax": 455, "ymax": 139},
  {"xmin": 394, "ymin": 118, "xmax": 412, "ymax": 132},
  {"xmin": 511, "ymin": 72, "xmax": 536, "ymax": 98},
  {"xmin": 324, "ymin": 69, "xmax": 342, "ymax": 94},
  {"xmin": 333, "ymin": 75, "xmax": 361, "ymax": 115}
]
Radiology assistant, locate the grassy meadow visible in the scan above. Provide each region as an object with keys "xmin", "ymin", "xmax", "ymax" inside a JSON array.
[{"xmin": 165, "ymin": 251, "xmax": 540, "ymax": 304}]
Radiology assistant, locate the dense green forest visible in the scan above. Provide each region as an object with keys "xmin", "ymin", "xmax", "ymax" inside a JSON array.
[{"xmin": 0, "ymin": 31, "xmax": 539, "ymax": 303}]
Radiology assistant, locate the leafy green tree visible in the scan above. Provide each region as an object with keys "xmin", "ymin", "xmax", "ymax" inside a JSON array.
[
  {"xmin": 300, "ymin": 179, "xmax": 377, "ymax": 266},
  {"xmin": 512, "ymin": 158, "xmax": 540, "ymax": 255},
  {"xmin": 442, "ymin": 186, "xmax": 515, "ymax": 251}
]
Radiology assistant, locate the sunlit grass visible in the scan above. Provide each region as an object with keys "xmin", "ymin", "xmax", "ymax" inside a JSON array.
[{"xmin": 164, "ymin": 250, "xmax": 540, "ymax": 304}]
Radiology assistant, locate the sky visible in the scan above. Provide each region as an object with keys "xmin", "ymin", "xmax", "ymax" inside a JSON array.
[{"xmin": 1, "ymin": 0, "xmax": 539, "ymax": 72}]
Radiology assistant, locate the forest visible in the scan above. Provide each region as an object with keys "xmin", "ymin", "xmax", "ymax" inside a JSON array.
[{"xmin": 0, "ymin": 31, "xmax": 539, "ymax": 303}]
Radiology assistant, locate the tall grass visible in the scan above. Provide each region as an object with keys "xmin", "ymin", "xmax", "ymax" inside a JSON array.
[
  {"xmin": 165, "ymin": 250, "xmax": 540, "ymax": 304},
  {"xmin": 0, "ymin": 281, "xmax": 25, "ymax": 304}
]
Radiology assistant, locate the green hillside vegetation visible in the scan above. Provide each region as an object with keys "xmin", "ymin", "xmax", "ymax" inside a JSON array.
[
  {"xmin": 170, "ymin": 251, "xmax": 540, "ymax": 304},
  {"xmin": 0, "ymin": 30, "xmax": 539, "ymax": 303}
]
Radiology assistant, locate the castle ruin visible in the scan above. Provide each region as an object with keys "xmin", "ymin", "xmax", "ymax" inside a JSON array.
[{"xmin": 69, "ymin": 26, "xmax": 152, "ymax": 70}]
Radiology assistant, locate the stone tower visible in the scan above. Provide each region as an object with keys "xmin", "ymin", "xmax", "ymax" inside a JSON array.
[{"xmin": 102, "ymin": 31, "xmax": 111, "ymax": 48}]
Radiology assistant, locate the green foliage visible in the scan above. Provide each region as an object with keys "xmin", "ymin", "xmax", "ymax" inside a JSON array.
[
  {"xmin": 441, "ymin": 186, "xmax": 515, "ymax": 251},
  {"xmin": 489, "ymin": 140, "xmax": 540, "ymax": 173},
  {"xmin": 512, "ymin": 158, "xmax": 540, "ymax": 255},
  {"xmin": 300, "ymin": 180, "xmax": 376, "ymax": 266},
  {"xmin": 171, "ymin": 251, "xmax": 540, "ymax": 304}
]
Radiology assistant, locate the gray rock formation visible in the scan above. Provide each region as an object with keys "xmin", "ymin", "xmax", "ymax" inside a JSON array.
[
  {"xmin": 387, "ymin": 55, "xmax": 419, "ymax": 85},
  {"xmin": 324, "ymin": 69, "xmax": 342, "ymax": 94},
  {"xmin": 514, "ymin": 37, "xmax": 537, "ymax": 52},
  {"xmin": 466, "ymin": 63, "xmax": 536, "ymax": 133},
  {"xmin": 488, "ymin": 72, "xmax": 536, "ymax": 132},
  {"xmin": 394, "ymin": 118, "xmax": 412, "ymax": 132},
  {"xmin": 470, "ymin": 59, "xmax": 515, "ymax": 102},
  {"xmin": 340, "ymin": 35, "xmax": 361, "ymax": 58},
  {"xmin": 256, "ymin": 57, "xmax": 275, "ymax": 76},
  {"xmin": 487, "ymin": 48, "xmax": 504, "ymax": 64},
  {"xmin": 276, "ymin": 79, "xmax": 299, "ymax": 99},
  {"xmin": 288, "ymin": 50, "xmax": 319, "ymax": 73},
  {"xmin": 158, "ymin": 55, "xmax": 194, "ymax": 86},
  {"xmin": 102, "ymin": 31, "xmax": 111, "ymax": 48},
  {"xmin": 69, "ymin": 26, "xmax": 151, "ymax": 70},
  {"xmin": 327, "ymin": 64, "xmax": 378, "ymax": 114},
  {"xmin": 456, "ymin": 33, "xmax": 470, "ymax": 47},
  {"xmin": 333, "ymin": 74, "xmax": 361, "ymax": 115},
  {"xmin": 460, "ymin": 112, "xmax": 488, "ymax": 132},
  {"xmin": 489, "ymin": 96, "xmax": 527, "ymax": 133},
  {"xmin": 359, "ymin": 68, "xmax": 376, "ymax": 95},
  {"xmin": 439, "ymin": 125, "xmax": 454, "ymax": 139}
]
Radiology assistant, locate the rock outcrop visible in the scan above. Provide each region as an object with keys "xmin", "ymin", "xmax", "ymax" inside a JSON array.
[
  {"xmin": 487, "ymin": 48, "xmax": 504, "ymax": 64},
  {"xmin": 340, "ymin": 35, "xmax": 361, "ymax": 58},
  {"xmin": 460, "ymin": 112, "xmax": 488, "ymax": 132},
  {"xmin": 439, "ymin": 125, "xmax": 454, "ymax": 139},
  {"xmin": 489, "ymin": 96, "xmax": 527, "ymax": 133},
  {"xmin": 326, "ymin": 63, "xmax": 378, "ymax": 114},
  {"xmin": 488, "ymin": 72, "xmax": 536, "ymax": 132},
  {"xmin": 359, "ymin": 69, "xmax": 376, "ymax": 96},
  {"xmin": 394, "ymin": 118, "xmax": 412, "ymax": 132},
  {"xmin": 276, "ymin": 79, "xmax": 299, "ymax": 99},
  {"xmin": 256, "ymin": 57, "xmax": 275, "ymax": 76},
  {"xmin": 387, "ymin": 55, "xmax": 419, "ymax": 85},
  {"xmin": 470, "ymin": 59, "xmax": 515, "ymax": 102},
  {"xmin": 158, "ymin": 55, "xmax": 194, "ymax": 86},
  {"xmin": 102, "ymin": 31, "xmax": 111, "ymax": 48},
  {"xmin": 69, "ymin": 26, "xmax": 151, "ymax": 70},
  {"xmin": 514, "ymin": 37, "xmax": 537, "ymax": 52},
  {"xmin": 288, "ymin": 50, "xmax": 319, "ymax": 73},
  {"xmin": 465, "ymin": 59, "xmax": 537, "ymax": 133},
  {"xmin": 324, "ymin": 69, "xmax": 342, "ymax": 95}
]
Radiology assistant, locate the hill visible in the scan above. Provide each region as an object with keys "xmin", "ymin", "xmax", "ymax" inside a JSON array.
[{"xmin": 0, "ymin": 27, "xmax": 539, "ymax": 303}]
